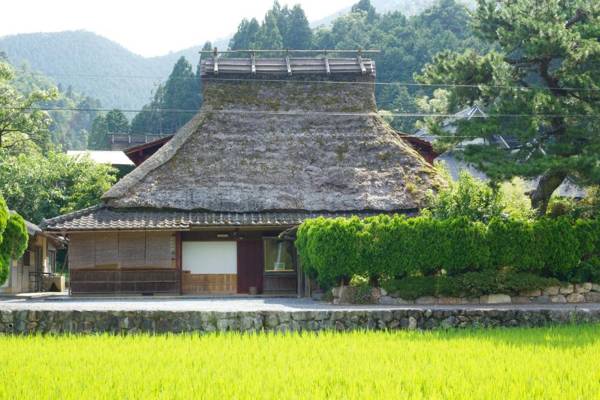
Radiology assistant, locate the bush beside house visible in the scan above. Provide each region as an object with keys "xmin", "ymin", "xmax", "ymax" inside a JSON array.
[
  {"xmin": 0, "ymin": 194, "xmax": 28, "ymax": 284},
  {"xmin": 296, "ymin": 215, "xmax": 600, "ymax": 304}
]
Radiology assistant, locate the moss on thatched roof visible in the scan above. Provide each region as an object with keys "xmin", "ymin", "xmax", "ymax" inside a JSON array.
[{"xmin": 103, "ymin": 59, "xmax": 438, "ymax": 212}]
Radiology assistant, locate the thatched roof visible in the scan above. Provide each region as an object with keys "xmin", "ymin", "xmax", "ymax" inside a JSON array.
[{"xmin": 102, "ymin": 57, "xmax": 438, "ymax": 213}]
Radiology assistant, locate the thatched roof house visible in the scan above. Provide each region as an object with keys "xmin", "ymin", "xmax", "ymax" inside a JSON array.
[{"xmin": 43, "ymin": 53, "xmax": 438, "ymax": 296}]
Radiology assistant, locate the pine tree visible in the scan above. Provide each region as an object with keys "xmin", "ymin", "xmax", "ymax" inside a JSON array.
[{"xmin": 416, "ymin": 0, "xmax": 600, "ymax": 214}]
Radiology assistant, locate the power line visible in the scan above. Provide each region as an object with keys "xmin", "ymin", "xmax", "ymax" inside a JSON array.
[
  {"xmin": 17, "ymin": 71, "xmax": 600, "ymax": 93},
  {"xmin": 2, "ymin": 106, "xmax": 599, "ymax": 119}
]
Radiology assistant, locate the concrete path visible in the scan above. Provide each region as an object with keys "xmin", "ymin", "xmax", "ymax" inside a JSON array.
[{"xmin": 1, "ymin": 296, "xmax": 600, "ymax": 312}]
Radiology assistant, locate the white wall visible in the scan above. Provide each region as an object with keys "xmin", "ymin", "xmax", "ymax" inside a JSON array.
[{"xmin": 182, "ymin": 241, "xmax": 237, "ymax": 274}]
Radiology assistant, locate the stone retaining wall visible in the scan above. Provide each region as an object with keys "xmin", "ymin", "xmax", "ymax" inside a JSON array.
[
  {"xmin": 332, "ymin": 283, "xmax": 600, "ymax": 306},
  {"xmin": 1, "ymin": 308, "xmax": 600, "ymax": 334}
]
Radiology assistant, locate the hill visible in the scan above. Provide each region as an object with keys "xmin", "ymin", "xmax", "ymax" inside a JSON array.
[{"xmin": 0, "ymin": 31, "xmax": 203, "ymax": 110}]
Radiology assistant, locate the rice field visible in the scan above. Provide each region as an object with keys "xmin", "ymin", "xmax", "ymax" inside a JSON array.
[{"xmin": 1, "ymin": 326, "xmax": 600, "ymax": 399}]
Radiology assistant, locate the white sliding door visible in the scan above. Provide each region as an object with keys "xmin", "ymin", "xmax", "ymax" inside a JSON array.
[{"xmin": 182, "ymin": 242, "xmax": 237, "ymax": 274}]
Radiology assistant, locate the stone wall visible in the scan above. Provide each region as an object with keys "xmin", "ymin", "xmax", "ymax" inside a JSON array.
[
  {"xmin": 2, "ymin": 308, "xmax": 600, "ymax": 334},
  {"xmin": 332, "ymin": 283, "xmax": 600, "ymax": 306}
]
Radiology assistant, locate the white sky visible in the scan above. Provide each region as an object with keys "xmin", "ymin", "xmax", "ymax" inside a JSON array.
[{"xmin": 1, "ymin": 0, "xmax": 354, "ymax": 57}]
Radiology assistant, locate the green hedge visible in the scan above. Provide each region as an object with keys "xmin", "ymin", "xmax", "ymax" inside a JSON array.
[
  {"xmin": 382, "ymin": 272, "xmax": 560, "ymax": 300},
  {"xmin": 296, "ymin": 215, "xmax": 600, "ymax": 287},
  {"xmin": 0, "ymin": 196, "xmax": 28, "ymax": 285}
]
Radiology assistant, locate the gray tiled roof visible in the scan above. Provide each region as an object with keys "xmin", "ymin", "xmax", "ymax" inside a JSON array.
[{"xmin": 41, "ymin": 205, "xmax": 397, "ymax": 231}]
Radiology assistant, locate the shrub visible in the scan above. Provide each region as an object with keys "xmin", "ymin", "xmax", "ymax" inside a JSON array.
[
  {"xmin": 382, "ymin": 272, "xmax": 560, "ymax": 300},
  {"xmin": 426, "ymin": 170, "xmax": 503, "ymax": 222},
  {"xmin": 533, "ymin": 218, "xmax": 581, "ymax": 279},
  {"xmin": 571, "ymin": 257, "xmax": 600, "ymax": 284},
  {"xmin": 498, "ymin": 178, "xmax": 534, "ymax": 220},
  {"xmin": 383, "ymin": 276, "xmax": 437, "ymax": 300},
  {"xmin": 295, "ymin": 217, "xmax": 368, "ymax": 288},
  {"xmin": 408, "ymin": 216, "xmax": 449, "ymax": 276},
  {"xmin": 442, "ymin": 217, "xmax": 490, "ymax": 275},
  {"xmin": 0, "ymin": 195, "xmax": 7, "ymax": 240},
  {"xmin": 296, "ymin": 214, "xmax": 600, "ymax": 287},
  {"xmin": 487, "ymin": 218, "xmax": 540, "ymax": 272}
]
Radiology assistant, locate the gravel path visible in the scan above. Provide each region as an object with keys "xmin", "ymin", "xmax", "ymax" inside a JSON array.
[{"xmin": 1, "ymin": 297, "xmax": 600, "ymax": 312}]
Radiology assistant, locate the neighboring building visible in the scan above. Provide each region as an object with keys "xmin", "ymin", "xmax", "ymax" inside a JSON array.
[
  {"xmin": 107, "ymin": 134, "xmax": 173, "ymax": 151},
  {"xmin": 43, "ymin": 54, "xmax": 438, "ymax": 296},
  {"xmin": 124, "ymin": 136, "xmax": 174, "ymax": 166},
  {"xmin": 1, "ymin": 215, "xmax": 65, "ymax": 294},
  {"xmin": 415, "ymin": 105, "xmax": 584, "ymax": 198},
  {"xmin": 67, "ymin": 150, "xmax": 135, "ymax": 177}
]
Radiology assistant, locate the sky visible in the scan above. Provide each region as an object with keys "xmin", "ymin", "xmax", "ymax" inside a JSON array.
[{"xmin": 1, "ymin": 0, "xmax": 354, "ymax": 57}]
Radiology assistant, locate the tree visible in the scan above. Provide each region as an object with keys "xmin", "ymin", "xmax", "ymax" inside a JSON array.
[
  {"xmin": 285, "ymin": 5, "xmax": 313, "ymax": 49},
  {"xmin": 255, "ymin": 13, "xmax": 284, "ymax": 50},
  {"xmin": 0, "ymin": 150, "xmax": 117, "ymax": 223},
  {"xmin": 0, "ymin": 61, "xmax": 56, "ymax": 150},
  {"xmin": 131, "ymin": 57, "xmax": 201, "ymax": 134},
  {"xmin": 0, "ymin": 195, "xmax": 28, "ymax": 284},
  {"xmin": 425, "ymin": 169, "xmax": 532, "ymax": 222},
  {"xmin": 105, "ymin": 109, "xmax": 129, "ymax": 134},
  {"xmin": 416, "ymin": 0, "xmax": 600, "ymax": 214},
  {"xmin": 229, "ymin": 18, "xmax": 260, "ymax": 50},
  {"xmin": 159, "ymin": 57, "xmax": 201, "ymax": 132},
  {"xmin": 88, "ymin": 109, "xmax": 128, "ymax": 149},
  {"xmin": 351, "ymin": 0, "xmax": 378, "ymax": 22},
  {"xmin": 88, "ymin": 114, "xmax": 108, "ymax": 149}
]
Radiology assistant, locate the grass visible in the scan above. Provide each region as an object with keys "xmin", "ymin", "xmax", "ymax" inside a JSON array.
[{"xmin": 2, "ymin": 326, "xmax": 600, "ymax": 399}]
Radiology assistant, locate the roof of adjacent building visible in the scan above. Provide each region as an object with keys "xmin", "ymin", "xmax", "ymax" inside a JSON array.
[
  {"xmin": 41, "ymin": 205, "xmax": 397, "ymax": 231},
  {"xmin": 67, "ymin": 150, "xmax": 135, "ymax": 166},
  {"xmin": 415, "ymin": 105, "xmax": 585, "ymax": 198}
]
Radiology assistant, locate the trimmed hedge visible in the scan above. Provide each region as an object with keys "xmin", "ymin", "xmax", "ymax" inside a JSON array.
[
  {"xmin": 382, "ymin": 272, "xmax": 560, "ymax": 300},
  {"xmin": 296, "ymin": 215, "xmax": 600, "ymax": 288}
]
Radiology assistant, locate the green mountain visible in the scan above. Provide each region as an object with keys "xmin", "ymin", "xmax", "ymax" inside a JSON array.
[{"xmin": 0, "ymin": 31, "xmax": 219, "ymax": 110}]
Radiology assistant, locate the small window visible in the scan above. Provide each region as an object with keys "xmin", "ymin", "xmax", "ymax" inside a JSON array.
[{"xmin": 263, "ymin": 238, "xmax": 295, "ymax": 272}]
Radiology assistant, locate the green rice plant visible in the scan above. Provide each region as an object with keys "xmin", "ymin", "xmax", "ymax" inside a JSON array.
[{"xmin": 1, "ymin": 326, "xmax": 600, "ymax": 399}]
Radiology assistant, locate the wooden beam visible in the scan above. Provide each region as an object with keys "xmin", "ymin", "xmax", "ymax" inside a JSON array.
[
  {"xmin": 285, "ymin": 56, "xmax": 292, "ymax": 76},
  {"xmin": 251, "ymin": 52, "xmax": 256, "ymax": 75},
  {"xmin": 324, "ymin": 57, "xmax": 330, "ymax": 75}
]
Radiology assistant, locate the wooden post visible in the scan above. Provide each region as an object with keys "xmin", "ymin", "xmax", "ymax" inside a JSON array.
[
  {"xmin": 213, "ymin": 47, "xmax": 219, "ymax": 75},
  {"xmin": 285, "ymin": 50, "xmax": 292, "ymax": 76},
  {"xmin": 357, "ymin": 48, "xmax": 366, "ymax": 75},
  {"xmin": 175, "ymin": 232, "xmax": 182, "ymax": 295}
]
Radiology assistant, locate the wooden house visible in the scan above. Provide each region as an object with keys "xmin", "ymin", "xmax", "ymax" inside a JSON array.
[
  {"xmin": 1, "ymin": 216, "xmax": 65, "ymax": 294},
  {"xmin": 42, "ymin": 53, "xmax": 439, "ymax": 296}
]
